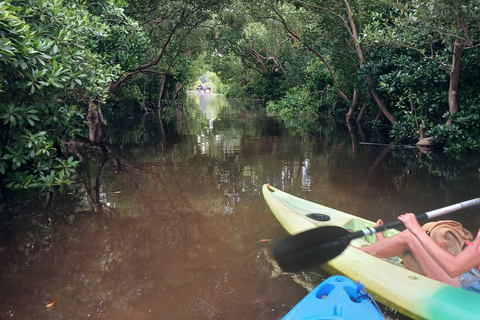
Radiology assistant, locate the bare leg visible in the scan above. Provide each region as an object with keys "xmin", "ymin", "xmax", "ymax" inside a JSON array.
[
  {"xmin": 360, "ymin": 229, "xmax": 410, "ymax": 258},
  {"xmin": 360, "ymin": 229, "xmax": 459, "ymax": 287}
]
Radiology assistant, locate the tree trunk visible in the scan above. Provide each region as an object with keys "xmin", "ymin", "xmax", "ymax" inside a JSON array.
[
  {"xmin": 343, "ymin": 0, "xmax": 395, "ymax": 124},
  {"xmin": 346, "ymin": 86, "xmax": 358, "ymax": 121},
  {"xmin": 87, "ymin": 101, "xmax": 101, "ymax": 143},
  {"xmin": 250, "ymin": 49, "xmax": 268, "ymax": 73},
  {"xmin": 342, "ymin": 0, "xmax": 364, "ymax": 65},
  {"xmin": 346, "ymin": 120, "xmax": 358, "ymax": 153},
  {"xmin": 366, "ymin": 76, "xmax": 396, "ymax": 125},
  {"xmin": 108, "ymin": 80, "xmax": 125, "ymax": 94},
  {"xmin": 156, "ymin": 76, "xmax": 167, "ymax": 146},
  {"xmin": 447, "ymin": 42, "xmax": 462, "ymax": 126},
  {"xmin": 357, "ymin": 102, "xmax": 367, "ymax": 123}
]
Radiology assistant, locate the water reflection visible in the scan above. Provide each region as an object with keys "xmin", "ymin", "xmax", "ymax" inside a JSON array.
[{"xmin": 1, "ymin": 93, "xmax": 480, "ymax": 319}]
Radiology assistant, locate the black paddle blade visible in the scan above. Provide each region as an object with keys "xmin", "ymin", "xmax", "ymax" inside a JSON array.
[{"xmin": 273, "ymin": 226, "xmax": 352, "ymax": 272}]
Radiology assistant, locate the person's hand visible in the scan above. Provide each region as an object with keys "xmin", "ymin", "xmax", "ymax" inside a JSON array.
[{"xmin": 398, "ymin": 213, "xmax": 423, "ymax": 235}]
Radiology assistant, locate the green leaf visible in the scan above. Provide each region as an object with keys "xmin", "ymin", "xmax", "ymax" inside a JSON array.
[{"xmin": 18, "ymin": 59, "xmax": 27, "ymax": 69}]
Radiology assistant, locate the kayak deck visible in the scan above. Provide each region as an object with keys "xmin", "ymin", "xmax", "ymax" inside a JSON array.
[
  {"xmin": 263, "ymin": 184, "xmax": 480, "ymax": 320},
  {"xmin": 283, "ymin": 275, "xmax": 384, "ymax": 320}
]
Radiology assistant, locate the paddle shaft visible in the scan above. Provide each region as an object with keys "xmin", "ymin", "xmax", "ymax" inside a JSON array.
[{"xmin": 348, "ymin": 197, "xmax": 480, "ymax": 241}]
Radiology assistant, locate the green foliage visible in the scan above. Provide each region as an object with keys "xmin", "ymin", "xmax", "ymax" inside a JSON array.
[
  {"xmin": 246, "ymin": 71, "xmax": 284, "ymax": 101},
  {"xmin": 362, "ymin": 46, "xmax": 445, "ymax": 137},
  {"xmin": 266, "ymin": 86, "xmax": 317, "ymax": 122},
  {"xmin": 360, "ymin": 0, "xmax": 480, "ymax": 152},
  {"xmin": 201, "ymin": 71, "xmax": 224, "ymax": 93},
  {"xmin": 85, "ymin": 2, "xmax": 150, "ymax": 71},
  {"xmin": 427, "ymin": 104, "xmax": 480, "ymax": 154},
  {"xmin": 106, "ymin": 0, "xmax": 225, "ymax": 108},
  {"xmin": 0, "ymin": 0, "xmax": 146, "ymax": 189},
  {"xmin": 266, "ymin": 58, "xmax": 336, "ymax": 133},
  {"xmin": 367, "ymin": 46, "xmax": 480, "ymax": 150},
  {"xmin": 2, "ymin": 0, "xmax": 480, "ymax": 197},
  {"xmin": 210, "ymin": 1, "xmax": 309, "ymax": 102},
  {"xmin": 209, "ymin": 53, "xmax": 247, "ymax": 97}
]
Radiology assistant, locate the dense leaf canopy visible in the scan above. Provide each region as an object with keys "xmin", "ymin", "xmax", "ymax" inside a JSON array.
[{"xmin": 1, "ymin": 0, "xmax": 480, "ymax": 190}]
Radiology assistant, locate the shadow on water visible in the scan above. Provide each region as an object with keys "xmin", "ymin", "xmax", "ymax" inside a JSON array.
[{"xmin": 1, "ymin": 93, "xmax": 480, "ymax": 319}]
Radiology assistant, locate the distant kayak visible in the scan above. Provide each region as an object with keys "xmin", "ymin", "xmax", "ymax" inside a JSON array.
[
  {"xmin": 283, "ymin": 275, "xmax": 384, "ymax": 320},
  {"xmin": 262, "ymin": 184, "xmax": 480, "ymax": 320}
]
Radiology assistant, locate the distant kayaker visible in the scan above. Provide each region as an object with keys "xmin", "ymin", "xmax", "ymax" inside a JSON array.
[{"xmin": 360, "ymin": 213, "xmax": 480, "ymax": 294}]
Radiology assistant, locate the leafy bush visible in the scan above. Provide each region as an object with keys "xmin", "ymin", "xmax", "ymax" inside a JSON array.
[
  {"xmin": 0, "ymin": 0, "xmax": 146, "ymax": 190},
  {"xmin": 428, "ymin": 104, "xmax": 480, "ymax": 154}
]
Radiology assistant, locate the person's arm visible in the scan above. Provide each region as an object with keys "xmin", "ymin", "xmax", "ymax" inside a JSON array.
[{"xmin": 399, "ymin": 213, "xmax": 480, "ymax": 278}]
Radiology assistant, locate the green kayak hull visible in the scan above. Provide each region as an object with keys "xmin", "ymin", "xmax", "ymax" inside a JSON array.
[{"xmin": 263, "ymin": 184, "xmax": 480, "ymax": 320}]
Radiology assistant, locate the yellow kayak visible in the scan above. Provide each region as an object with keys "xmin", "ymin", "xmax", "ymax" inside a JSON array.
[{"xmin": 262, "ymin": 184, "xmax": 480, "ymax": 320}]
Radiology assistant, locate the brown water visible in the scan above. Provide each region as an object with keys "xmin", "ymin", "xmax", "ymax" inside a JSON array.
[{"xmin": 1, "ymin": 93, "xmax": 480, "ymax": 319}]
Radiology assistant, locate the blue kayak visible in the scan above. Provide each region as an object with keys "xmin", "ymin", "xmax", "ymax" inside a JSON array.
[{"xmin": 283, "ymin": 275, "xmax": 384, "ymax": 320}]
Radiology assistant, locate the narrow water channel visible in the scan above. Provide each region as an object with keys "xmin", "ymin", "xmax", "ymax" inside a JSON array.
[{"xmin": 1, "ymin": 92, "xmax": 479, "ymax": 319}]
